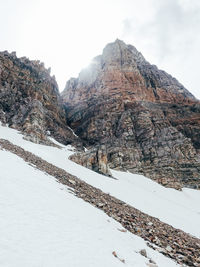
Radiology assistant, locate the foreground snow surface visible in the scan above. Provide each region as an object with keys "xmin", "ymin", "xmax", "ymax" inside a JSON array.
[
  {"xmin": 0, "ymin": 150, "xmax": 179, "ymax": 267},
  {"xmin": 0, "ymin": 125, "xmax": 200, "ymax": 239}
]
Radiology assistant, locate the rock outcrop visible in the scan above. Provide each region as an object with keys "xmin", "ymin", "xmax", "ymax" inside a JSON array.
[
  {"xmin": 62, "ymin": 39, "xmax": 200, "ymax": 189},
  {"xmin": 69, "ymin": 146, "xmax": 112, "ymax": 177},
  {"xmin": 0, "ymin": 51, "xmax": 79, "ymax": 145}
]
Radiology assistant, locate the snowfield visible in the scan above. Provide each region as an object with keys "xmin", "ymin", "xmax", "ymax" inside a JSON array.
[
  {"xmin": 0, "ymin": 124, "xmax": 200, "ymax": 239},
  {"xmin": 1, "ymin": 124, "xmax": 200, "ymax": 266},
  {"xmin": 0, "ymin": 147, "xmax": 179, "ymax": 267}
]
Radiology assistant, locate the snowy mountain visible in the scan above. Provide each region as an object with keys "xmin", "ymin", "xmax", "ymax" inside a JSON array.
[{"xmin": 1, "ymin": 40, "xmax": 200, "ymax": 267}]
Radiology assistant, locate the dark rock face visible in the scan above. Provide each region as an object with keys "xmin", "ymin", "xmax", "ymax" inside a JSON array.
[
  {"xmin": 69, "ymin": 146, "xmax": 112, "ymax": 177},
  {"xmin": 62, "ymin": 39, "xmax": 200, "ymax": 189},
  {"xmin": 0, "ymin": 51, "xmax": 78, "ymax": 145}
]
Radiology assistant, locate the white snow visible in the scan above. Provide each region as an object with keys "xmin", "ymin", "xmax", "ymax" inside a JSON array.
[
  {"xmin": 0, "ymin": 149, "xmax": 179, "ymax": 267},
  {"xmin": 0, "ymin": 124, "xmax": 200, "ymax": 241}
]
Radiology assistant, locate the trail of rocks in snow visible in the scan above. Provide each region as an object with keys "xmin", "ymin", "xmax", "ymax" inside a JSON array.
[{"xmin": 0, "ymin": 138, "xmax": 200, "ymax": 267}]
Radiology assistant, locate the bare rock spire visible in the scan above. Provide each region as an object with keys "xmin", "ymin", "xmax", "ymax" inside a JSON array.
[{"xmin": 62, "ymin": 40, "xmax": 200, "ymax": 189}]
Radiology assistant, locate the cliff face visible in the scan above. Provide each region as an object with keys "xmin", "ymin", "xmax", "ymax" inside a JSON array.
[
  {"xmin": 62, "ymin": 39, "xmax": 200, "ymax": 189},
  {"xmin": 1, "ymin": 42, "xmax": 199, "ymax": 189},
  {"xmin": 0, "ymin": 51, "xmax": 78, "ymax": 145}
]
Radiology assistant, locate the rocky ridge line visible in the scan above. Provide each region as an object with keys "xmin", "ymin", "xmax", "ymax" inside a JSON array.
[
  {"xmin": 0, "ymin": 51, "xmax": 79, "ymax": 146},
  {"xmin": 0, "ymin": 138, "xmax": 200, "ymax": 266}
]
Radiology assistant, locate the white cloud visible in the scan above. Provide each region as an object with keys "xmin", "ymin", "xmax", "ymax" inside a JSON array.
[
  {"xmin": 0, "ymin": 0, "xmax": 199, "ymax": 99},
  {"xmin": 121, "ymin": 0, "xmax": 200, "ymax": 99}
]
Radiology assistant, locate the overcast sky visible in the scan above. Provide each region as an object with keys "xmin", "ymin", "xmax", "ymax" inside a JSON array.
[{"xmin": 0, "ymin": 0, "xmax": 199, "ymax": 99}]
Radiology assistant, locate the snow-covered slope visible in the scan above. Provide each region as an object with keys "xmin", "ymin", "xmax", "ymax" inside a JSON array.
[
  {"xmin": 0, "ymin": 147, "xmax": 179, "ymax": 267},
  {"xmin": 0, "ymin": 124, "xmax": 200, "ymax": 239}
]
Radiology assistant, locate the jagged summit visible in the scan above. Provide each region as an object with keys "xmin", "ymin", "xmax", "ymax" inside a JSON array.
[
  {"xmin": 0, "ymin": 50, "xmax": 79, "ymax": 145},
  {"xmin": 62, "ymin": 39, "xmax": 200, "ymax": 189},
  {"xmin": 103, "ymin": 38, "xmax": 146, "ymax": 66},
  {"xmin": 62, "ymin": 40, "xmax": 196, "ymax": 105}
]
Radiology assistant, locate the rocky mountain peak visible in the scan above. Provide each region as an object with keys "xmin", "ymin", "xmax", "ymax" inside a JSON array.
[
  {"xmin": 62, "ymin": 40, "xmax": 196, "ymax": 106},
  {"xmin": 102, "ymin": 39, "xmax": 146, "ymax": 68},
  {"xmin": 0, "ymin": 42, "xmax": 199, "ymax": 190},
  {"xmin": 0, "ymin": 51, "xmax": 79, "ymax": 145},
  {"xmin": 62, "ymin": 40, "xmax": 200, "ymax": 189},
  {"xmin": 72, "ymin": 39, "xmax": 146, "ymax": 88}
]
